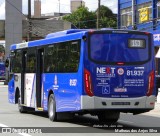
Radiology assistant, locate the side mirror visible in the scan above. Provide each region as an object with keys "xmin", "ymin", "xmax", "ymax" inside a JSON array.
[{"xmin": 5, "ymin": 59, "xmax": 9, "ymax": 67}]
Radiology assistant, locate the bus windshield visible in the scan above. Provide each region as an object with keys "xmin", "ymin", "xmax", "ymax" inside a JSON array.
[{"xmin": 89, "ymin": 33, "xmax": 150, "ymax": 64}]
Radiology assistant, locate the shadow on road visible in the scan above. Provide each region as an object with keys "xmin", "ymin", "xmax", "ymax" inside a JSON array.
[{"xmin": 11, "ymin": 110, "xmax": 160, "ymax": 133}]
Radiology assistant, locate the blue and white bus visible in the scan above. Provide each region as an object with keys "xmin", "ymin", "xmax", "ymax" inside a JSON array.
[
  {"xmin": 7, "ymin": 29, "xmax": 156, "ymax": 124},
  {"xmin": 0, "ymin": 43, "xmax": 5, "ymax": 80}
]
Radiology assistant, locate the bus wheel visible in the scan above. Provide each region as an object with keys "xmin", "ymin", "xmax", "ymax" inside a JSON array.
[
  {"xmin": 18, "ymin": 97, "xmax": 26, "ymax": 113},
  {"xmin": 48, "ymin": 94, "xmax": 57, "ymax": 121},
  {"xmin": 98, "ymin": 111, "xmax": 120, "ymax": 124}
]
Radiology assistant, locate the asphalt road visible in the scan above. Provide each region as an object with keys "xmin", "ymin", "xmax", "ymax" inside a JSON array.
[{"xmin": 0, "ymin": 84, "xmax": 160, "ymax": 136}]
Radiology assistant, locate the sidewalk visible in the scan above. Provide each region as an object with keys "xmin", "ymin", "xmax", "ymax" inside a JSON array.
[{"xmin": 143, "ymin": 103, "xmax": 160, "ymax": 116}]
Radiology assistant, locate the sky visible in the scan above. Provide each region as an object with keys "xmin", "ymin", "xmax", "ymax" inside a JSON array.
[{"xmin": 0, "ymin": 0, "xmax": 118, "ymax": 19}]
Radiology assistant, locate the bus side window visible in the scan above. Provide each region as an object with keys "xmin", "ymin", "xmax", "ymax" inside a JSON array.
[
  {"xmin": 57, "ymin": 43, "xmax": 68, "ymax": 72},
  {"xmin": 12, "ymin": 50, "xmax": 22, "ymax": 73},
  {"xmin": 44, "ymin": 40, "xmax": 80, "ymax": 73},
  {"xmin": 26, "ymin": 48, "xmax": 36, "ymax": 73},
  {"xmin": 65, "ymin": 40, "xmax": 80, "ymax": 72},
  {"xmin": 45, "ymin": 45, "xmax": 57, "ymax": 73}
]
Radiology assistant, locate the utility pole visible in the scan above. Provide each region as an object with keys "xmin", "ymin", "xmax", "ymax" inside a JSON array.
[
  {"xmin": 28, "ymin": 0, "xmax": 32, "ymax": 41},
  {"xmin": 132, "ymin": 0, "xmax": 137, "ymax": 30},
  {"xmin": 97, "ymin": 0, "xmax": 100, "ymax": 29},
  {"xmin": 59, "ymin": 0, "xmax": 60, "ymax": 15}
]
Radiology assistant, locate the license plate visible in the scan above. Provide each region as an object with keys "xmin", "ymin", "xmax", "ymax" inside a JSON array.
[{"xmin": 114, "ymin": 88, "xmax": 127, "ymax": 92}]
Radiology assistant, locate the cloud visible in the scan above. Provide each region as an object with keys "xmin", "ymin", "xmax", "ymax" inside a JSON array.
[
  {"xmin": 0, "ymin": 0, "xmax": 117, "ymax": 19},
  {"xmin": 84, "ymin": 0, "xmax": 117, "ymax": 13},
  {"xmin": 0, "ymin": 2, "xmax": 5, "ymax": 19},
  {"xmin": 25, "ymin": 0, "xmax": 117, "ymax": 14},
  {"xmin": 41, "ymin": 0, "xmax": 70, "ymax": 14}
]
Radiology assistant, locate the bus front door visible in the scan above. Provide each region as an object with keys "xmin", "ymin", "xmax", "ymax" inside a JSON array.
[
  {"xmin": 21, "ymin": 51, "xmax": 26, "ymax": 105},
  {"xmin": 36, "ymin": 49, "xmax": 44, "ymax": 110}
]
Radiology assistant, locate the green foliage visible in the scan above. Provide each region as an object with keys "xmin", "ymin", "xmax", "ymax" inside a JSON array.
[
  {"xmin": 63, "ymin": 6, "xmax": 96, "ymax": 29},
  {"xmin": 97, "ymin": 5, "xmax": 113, "ymax": 18},
  {"xmin": 62, "ymin": 5, "xmax": 117, "ymax": 29},
  {"xmin": 98, "ymin": 5, "xmax": 117, "ymax": 28}
]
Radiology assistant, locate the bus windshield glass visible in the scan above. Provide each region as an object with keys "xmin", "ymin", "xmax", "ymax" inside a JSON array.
[{"xmin": 89, "ymin": 33, "xmax": 150, "ymax": 64}]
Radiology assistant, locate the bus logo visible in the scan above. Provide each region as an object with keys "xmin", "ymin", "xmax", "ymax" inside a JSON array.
[
  {"xmin": 117, "ymin": 68, "xmax": 124, "ymax": 75},
  {"xmin": 54, "ymin": 75, "xmax": 58, "ymax": 85},
  {"xmin": 102, "ymin": 86, "xmax": 110, "ymax": 94},
  {"xmin": 97, "ymin": 67, "xmax": 115, "ymax": 74},
  {"xmin": 53, "ymin": 75, "xmax": 59, "ymax": 90},
  {"xmin": 97, "ymin": 67, "xmax": 115, "ymax": 77},
  {"xmin": 70, "ymin": 79, "xmax": 77, "ymax": 86}
]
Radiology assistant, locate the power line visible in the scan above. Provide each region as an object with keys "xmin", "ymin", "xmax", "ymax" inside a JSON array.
[
  {"xmin": 97, "ymin": 0, "xmax": 101, "ymax": 29},
  {"xmin": 5, "ymin": 0, "xmax": 102, "ymax": 38},
  {"xmin": 28, "ymin": 0, "xmax": 32, "ymax": 41},
  {"xmin": 5, "ymin": 0, "xmax": 28, "ymax": 19},
  {"xmin": 5, "ymin": 0, "xmax": 80, "ymax": 38},
  {"xmin": 41, "ymin": 0, "xmax": 116, "ymax": 13},
  {"xmin": 5, "ymin": 0, "xmax": 49, "ymax": 38}
]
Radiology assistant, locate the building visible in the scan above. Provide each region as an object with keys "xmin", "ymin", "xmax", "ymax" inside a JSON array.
[
  {"xmin": 118, "ymin": 0, "xmax": 157, "ymax": 30},
  {"xmin": 34, "ymin": 0, "xmax": 41, "ymax": 18},
  {"xmin": 0, "ymin": 19, "xmax": 71, "ymax": 41},
  {"xmin": 71, "ymin": 0, "xmax": 85, "ymax": 12},
  {"xmin": 0, "ymin": 20, "xmax": 5, "ymax": 40},
  {"xmin": 22, "ymin": 19, "xmax": 71, "ymax": 41},
  {"xmin": 118, "ymin": 0, "xmax": 160, "ymax": 74}
]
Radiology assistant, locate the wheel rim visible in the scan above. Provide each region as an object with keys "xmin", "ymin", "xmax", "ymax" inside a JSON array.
[
  {"xmin": 18, "ymin": 98, "xmax": 21, "ymax": 111},
  {"xmin": 49, "ymin": 99, "xmax": 54, "ymax": 117}
]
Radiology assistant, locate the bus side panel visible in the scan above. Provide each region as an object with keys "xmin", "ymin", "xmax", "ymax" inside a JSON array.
[
  {"xmin": 43, "ymin": 38, "xmax": 84, "ymax": 112},
  {"xmin": 8, "ymin": 76, "xmax": 15, "ymax": 104},
  {"xmin": 8, "ymin": 73, "xmax": 21, "ymax": 104},
  {"xmin": 43, "ymin": 74, "xmax": 48, "ymax": 110},
  {"xmin": 14, "ymin": 73, "xmax": 21, "ymax": 101},
  {"xmin": 24, "ymin": 73, "xmax": 36, "ymax": 108},
  {"xmin": 152, "ymin": 38, "xmax": 156, "ymax": 96},
  {"xmin": 43, "ymin": 73, "xmax": 82, "ymax": 112},
  {"xmin": 0, "ymin": 62, "xmax": 5, "ymax": 80}
]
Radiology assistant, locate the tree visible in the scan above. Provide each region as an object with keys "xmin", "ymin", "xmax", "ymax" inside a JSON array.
[
  {"xmin": 98, "ymin": 5, "xmax": 113, "ymax": 18},
  {"xmin": 62, "ymin": 5, "xmax": 117, "ymax": 29},
  {"xmin": 96, "ymin": 5, "xmax": 117, "ymax": 28},
  {"xmin": 63, "ymin": 6, "xmax": 96, "ymax": 29}
]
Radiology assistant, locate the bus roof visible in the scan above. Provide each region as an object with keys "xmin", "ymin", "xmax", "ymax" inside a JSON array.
[
  {"xmin": 45, "ymin": 29, "xmax": 88, "ymax": 39},
  {"xmin": 10, "ymin": 29, "xmax": 151, "ymax": 50},
  {"xmin": 10, "ymin": 29, "xmax": 89, "ymax": 50}
]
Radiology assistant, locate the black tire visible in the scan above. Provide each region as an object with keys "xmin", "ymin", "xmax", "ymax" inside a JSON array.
[
  {"xmin": 48, "ymin": 94, "xmax": 57, "ymax": 121},
  {"xmin": 18, "ymin": 97, "xmax": 27, "ymax": 113},
  {"xmin": 98, "ymin": 111, "xmax": 120, "ymax": 125}
]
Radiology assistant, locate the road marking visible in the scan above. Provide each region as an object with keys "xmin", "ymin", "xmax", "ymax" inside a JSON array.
[
  {"xmin": 0, "ymin": 124, "xmax": 8, "ymax": 127},
  {"xmin": 118, "ymin": 120, "xmax": 134, "ymax": 124},
  {"xmin": 0, "ymin": 123, "xmax": 32, "ymax": 136},
  {"xmin": 0, "ymin": 85, "xmax": 8, "ymax": 88}
]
